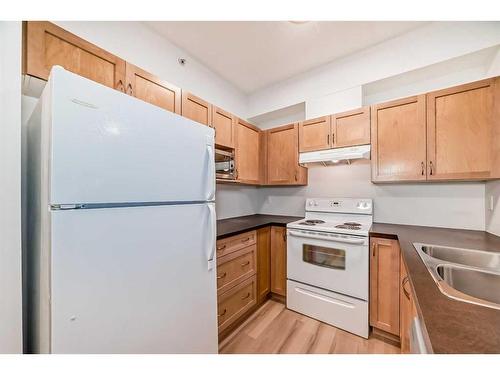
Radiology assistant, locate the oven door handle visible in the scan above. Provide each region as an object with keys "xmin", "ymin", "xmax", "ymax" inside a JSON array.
[{"xmin": 288, "ymin": 230, "xmax": 366, "ymax": 244}]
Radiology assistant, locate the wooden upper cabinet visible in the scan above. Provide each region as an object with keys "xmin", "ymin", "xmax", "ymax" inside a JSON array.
[
  {"xmin": 181, "ymin": 91, "xmax": 212, "ymax": 126},
  {"xmin": 235, "ymin": 118, "xmax": 261, "ymax": 184},
  {"xmin": 23, "ymin": 21, "xmax": 125, "ymax": 91},
  {"xmin": 298, "ymin": 116, "xmax": 331, "ymax": 152},
  {"xmin": 267, "ymin": 123, "xmax": 307, "ymax": 185},
  {"xmin": 125, "ymin": 63, "xmax": 181, "ymax": 114},
  {"xmin": 371, "ymin": 95, "xmax": 427, "ymax": 182},
  {"xmin": 427, "ymin": 78, "xmax": 499, "ymax": 180},
  {"xmin": 270, "ymin": 226, "xmax": 287, "ymax": 297},
  {"xmin": 370, "ymin": 237, "xmax": 400, "ymax": 336},
  {"xmin": 212, "ymin": 106, "xmax": 236, "ymax": 149},
  {"xmin": 332, "ymin": 106, "xmax": 370, "ymax": 148}
]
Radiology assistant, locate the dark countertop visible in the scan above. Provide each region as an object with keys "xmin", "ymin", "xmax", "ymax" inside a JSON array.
[
  {"xmin": 217, "ymin": 214, "xmax": 301, "ymax": 239},
  {"xmin": 370, "ymin": 223, "xmax": 500, "ymax": 354}
]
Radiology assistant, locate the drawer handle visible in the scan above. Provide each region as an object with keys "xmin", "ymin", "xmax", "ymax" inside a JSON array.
[
  {"xmin": 241, "ymin": 292, "xmax": 251, "ymax": 300},
  {"xmin": 217, "ymin": 244, "xmax": 226, "ymax": 251},
  {"xmin": 242, "ymin": 237, "xmax": 251, "ymax": 243},
  {"xmin": 402, "ymin": 276, "xmax": 411, "ymax": 300},
  {"xmin": 217, "ymin": 272, "xmax": 226, "ymax": 279},
  {"xmin": 218, "ymin": 308, "xmax": 227, "ymax": 317},
  {"xmin": 241, "ymin": 261, "xmax": 250, "ymax": 267}
]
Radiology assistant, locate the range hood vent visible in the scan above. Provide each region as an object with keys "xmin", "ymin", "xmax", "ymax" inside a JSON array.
[{"xmin": 299, "ymin": 145, "xmax": 371, "ymax": 165}]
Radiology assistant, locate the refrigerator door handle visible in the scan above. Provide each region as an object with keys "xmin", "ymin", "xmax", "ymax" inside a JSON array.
[
  {"xmin": 206, "ymin": 137, "xmax": 216, "ymax": 201},
  {"xmin": 207, "ymin": 203, "xmax": 216, "ymax": 270}
]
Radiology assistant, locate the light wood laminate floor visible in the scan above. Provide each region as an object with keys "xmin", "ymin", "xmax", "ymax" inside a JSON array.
[{"xmin": 219, "ymin": 300, "xmax": 400, "ymax": 354}]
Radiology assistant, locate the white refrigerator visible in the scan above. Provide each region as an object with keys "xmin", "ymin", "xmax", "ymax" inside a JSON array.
[{"xmin": 26, "ymin": 67, "xmax": 218, "ymax": 353}]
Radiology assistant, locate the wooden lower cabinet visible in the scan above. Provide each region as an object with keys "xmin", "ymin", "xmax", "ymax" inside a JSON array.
[
  {"xmin": 217, "ymin": 245, "xmax": 256, "ymax": 295},
  {"xmin": 256, "ymin": 227, "xmax": 271, "ymax": 304},
  {"xmin": 369, "ymin": 237, "xmax": 400, "ymax": 337},
  {"xmin": 217, "ymin": 275, "xmax": 257, "ymax": 334},
  {"xmin": 270, "ymin": 226, "xmax": 287, "ymax": 297},
  {"xmin": 400, "ymin": 255, "xmax": 418, "ymax": 353}
]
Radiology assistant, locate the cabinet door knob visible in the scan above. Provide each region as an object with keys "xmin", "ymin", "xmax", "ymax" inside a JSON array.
[
  {"xmin": 421, "ymin": 161, "xmax": 425, "ymax": 176},
  {"xmin": 241, "ymin": 292, "xmax": 251, "ymax": 300},
  {"xmin": 402, "ymin": 276, "xmax": 411, "ymax": 300},
  {"xmin": 372, "ymin": 243, "xmax": 376, "ymax": 257},
  {"xmin": 429, "ymin": 161, "xmax": 434, "ymax": 176},
  {"xmin": 217, "ymin": 272, "xmax": 226, "ymax": 279},
  {"xmin": 217, "ymin": 244, "xmax": 226, "ymax": 251},
  {"xmin": 240, "ymin": 260, "xmax": 250, "ymax": 267},
  {"xmin": 115, "ymin": 80, "xmax": 124, "ymax": 92},
  {"xmin": 127, "ymin": 83, "xmax": 133, "ymax": 96},
  {"xmin": 218, "ymin": 308, "xmax": 227, "ymax": 317}
]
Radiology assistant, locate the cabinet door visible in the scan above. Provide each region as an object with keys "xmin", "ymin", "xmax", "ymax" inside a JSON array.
[
  {"xmin": 235, "ymin": 118, "xmax": 261, "ymax": 184},
  {"xmin": 370, "ymin": 237, "xmax": 400, "ymax": 336},
  {"xmin": 212, "ymin": 106, "xmax": 235, "ymax": 149},
  {"xmin": 181, "ymin": 91, "xmax": 212, "ymax": 126},
  {"xmin": 23, "ymin": 21, "xmax": 126, "ymax": 91},
  {"xmin": 267, "ymin": 123, "xmax": 306, "ymax": 185},
  {"xmin": 125, "ymin": 62, "xmax": 181, "ymax": 114},
  {"xmin": 256, "ymin": 227, "xmax": 271, "ymax": 304},
  {"xmin": 298, "ymin": 116, "xmax": 331, "ymax": 152},
  {"xmin": 332, "ymin": 106, "xmax": 370, "ymax": 148},
  {"xmin": 427, "ymin": 78, "xmax": 498, "ymax": 180},
  {"xmin": 371, "ymin": 95, "xmax": 427, "ymax": 182},
  {"xmin": 400, "ymin": 255, "xmax": 416, "ymax": 354},
  {"xmin": 270, "ymin": 226, "xmax": 287, "ymax": 297}
]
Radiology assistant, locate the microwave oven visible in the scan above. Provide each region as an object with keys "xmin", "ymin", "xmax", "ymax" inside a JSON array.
[{"xmin": 215, "ymin": 148, "xmax": 235, "ymax": 180}]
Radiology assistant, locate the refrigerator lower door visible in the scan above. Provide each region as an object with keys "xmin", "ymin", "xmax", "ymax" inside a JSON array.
[
  {"xmin": 49, "ymin": 203, "xmax": 217, "ymax": 353},
  {"xmin": 46, "ymin": 67, "xmax": 215, "ymax": 205}
]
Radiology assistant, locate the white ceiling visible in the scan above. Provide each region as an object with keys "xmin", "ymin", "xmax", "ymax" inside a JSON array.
[{"xmin": 145, "ymin": 21, "xmax": 427, "ymax": 94}]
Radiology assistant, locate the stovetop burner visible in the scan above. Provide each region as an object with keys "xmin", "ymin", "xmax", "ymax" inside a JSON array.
[
  {"xmin": 299, "ymin": 219, "xmax": 326, "ymax": 226},
  {"xmin": 305, "ymin": 219, "xmax": 325, "ymax": 224},
  {"xmin": 335, "ymin": 224, "xmax": 362, "ymax": 230},
  {"xmin": 343, "ymin": 222, "xmax": 361, "ymax": 226}
]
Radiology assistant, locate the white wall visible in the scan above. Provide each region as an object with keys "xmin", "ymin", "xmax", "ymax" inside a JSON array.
[
  {"xmin": 247, "ymin": 22, "xmax": 500, "ymax": 118},
  {"xmin": 0, "ymin": 21, "xmax": 23, "ymax": 353},
  {"xmin": 216, "ymin": 185, "xmax": 260, "ymax": 219},
  {"xmin": 54, "ymin": 21, "xmax": 248, "ymax": 118},
  {"xmin": 258, "ymin": 162, "xmax": 486, "ymax": 230},
  {"xmin": 306, "ymin": 86, "xmax": 362, "ymax": 119}
]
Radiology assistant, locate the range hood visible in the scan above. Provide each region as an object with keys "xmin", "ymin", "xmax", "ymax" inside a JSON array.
[{"xmin": 299, "ymin": 145, "xmax": 371, "ymax": 165}]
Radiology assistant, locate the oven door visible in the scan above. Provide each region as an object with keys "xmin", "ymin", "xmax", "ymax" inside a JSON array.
[{"xmin": 287, "ymin": 229, "xmax": 369, "ymax": 300}]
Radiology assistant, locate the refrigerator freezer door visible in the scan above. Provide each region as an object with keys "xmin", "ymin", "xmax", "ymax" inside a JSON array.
[
  {"xmin": 47, "ymin": 67, "xmax": 215, "ymax": 205},
  {"xmin": 49, "ymin": 203, "xmax": 217, "ymax": 353}
]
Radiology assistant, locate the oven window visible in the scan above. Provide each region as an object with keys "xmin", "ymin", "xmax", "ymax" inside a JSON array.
[{"xmin": 302, "ymin": 244, "xmax": 346, "ymax": 270}]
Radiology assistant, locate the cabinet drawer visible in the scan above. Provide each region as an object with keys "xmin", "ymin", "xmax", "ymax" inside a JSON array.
[
  {"xmin": 217, "ymin": 245, "xmax": 256, "ymax": 295},
  {"xmin": 217, "ymin": 275, "xmax": 257, "ymax": 333},
  {"xmin": 216, "ymin": 231, "xmax": 256, "ymax": 258}
]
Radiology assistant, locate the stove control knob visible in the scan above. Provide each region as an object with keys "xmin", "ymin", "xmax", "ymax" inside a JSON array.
[
  {"xmin": 308, "ymin": 201, "xmax": 314, "ymax": 206},
  {"xmin": 314, "ymin": 201, "xmax": 318, "ymax": 206}
]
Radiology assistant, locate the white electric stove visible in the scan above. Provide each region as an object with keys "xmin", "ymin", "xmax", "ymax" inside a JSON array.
[{"xmin": 286, "ymin": 198, "xmax": 373, "ymax": 338}]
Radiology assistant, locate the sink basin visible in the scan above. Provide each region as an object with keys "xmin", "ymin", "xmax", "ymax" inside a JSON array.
[
  {"xmin": 421, "ymin": 245, "xmax": 500, "ymax": 272},
  {"xmin": 436, "ymin": 265, "xmax": 500, "ymax": 307},
  {"xmin": 413, "ymin": 242, "xmax": 500, "ymax": 310}
]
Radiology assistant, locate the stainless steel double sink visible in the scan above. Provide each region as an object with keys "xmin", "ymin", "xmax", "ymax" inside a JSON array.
[{"xmin": 413, "ymin": 243, "xmax": 500, "ymax": 310}]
